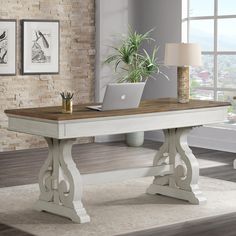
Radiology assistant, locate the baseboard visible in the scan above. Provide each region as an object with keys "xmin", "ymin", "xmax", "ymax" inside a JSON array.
[{"xmin": 145, "ymin": 127, "xmax": 236, "ymax": 153}]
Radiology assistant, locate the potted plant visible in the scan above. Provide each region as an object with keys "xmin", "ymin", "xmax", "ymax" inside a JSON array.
[{"xmin": 104, "ymin": 28, "xmax": 167, "ymax": 146}]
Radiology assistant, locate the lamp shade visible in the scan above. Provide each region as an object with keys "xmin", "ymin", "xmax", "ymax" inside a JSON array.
[{"xmin": 164, "ymin": 43, "xmax": 202, "ymax": 66}]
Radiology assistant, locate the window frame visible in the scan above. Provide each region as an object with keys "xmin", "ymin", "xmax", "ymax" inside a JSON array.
[{"xmin": 182, "ymin": 0, "xmax": 236, "ymax": 101}]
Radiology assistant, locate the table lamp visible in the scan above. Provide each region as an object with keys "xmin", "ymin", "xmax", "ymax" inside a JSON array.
[{"xmin": 164, "ymin": 43, "xmax": 202, "ymax": 103}]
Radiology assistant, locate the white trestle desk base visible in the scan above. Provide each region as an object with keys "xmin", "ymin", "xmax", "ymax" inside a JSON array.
[{"xmin": 5, "ymin": 99, "xmax": 229, "ymax": 223}]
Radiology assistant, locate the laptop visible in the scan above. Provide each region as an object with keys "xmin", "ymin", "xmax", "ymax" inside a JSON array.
[{"xmin": 87, "ymin": 82, "xmax": 145, "ymax": 111}]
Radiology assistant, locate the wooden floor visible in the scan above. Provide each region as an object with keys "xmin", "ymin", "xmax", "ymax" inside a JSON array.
[
  {"xmin": 0, "ymin": 141, "xmax": 160, "ymax": 188},
  {"xmin": 0, "ymin": 140, "xmax": 236, "ymax": 236}
]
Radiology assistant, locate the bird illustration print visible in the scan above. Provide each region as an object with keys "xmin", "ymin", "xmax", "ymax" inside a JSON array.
[
  {"xmin": 32, "ymin": 30, "xmax": 51, "ymax": 63},
  {"xmin": 0, "ymin": 30, "xmax": 8, "ymax": 64}
]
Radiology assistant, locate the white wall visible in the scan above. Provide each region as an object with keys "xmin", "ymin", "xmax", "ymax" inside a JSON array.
[
  {"xmin": 130, "ymin": 0, "xmax": 181, "ymax": 100},
  {"xmin": 95, "ymin": 0, "xmax": 129, "ymax": 142},
  {"xmin": 95, "ymin": 0, "xmax": 129, "ymax": 103},
  {"xmin": 130, "ymin": 0, "xmax": 182, "ymax": 143}
]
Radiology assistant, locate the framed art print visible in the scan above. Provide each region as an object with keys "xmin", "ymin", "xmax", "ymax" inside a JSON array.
[
  {"xmin": 0, "ymin": 20, "xmax": 16, "ymax": 75},
  {"xmin": 22, "ymin": 20, "xmax": 59, "ymax": 75}
]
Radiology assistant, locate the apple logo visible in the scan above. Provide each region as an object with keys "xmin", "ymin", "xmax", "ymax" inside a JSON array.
[{"xmin": 121, "ymin": 94, "xmax": 126, "ymax": 100}]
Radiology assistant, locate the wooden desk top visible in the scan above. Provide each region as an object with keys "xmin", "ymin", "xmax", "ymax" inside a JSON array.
[{"xmin": 5, "ymin": 98, "xmax": 230, "ymax": 121}]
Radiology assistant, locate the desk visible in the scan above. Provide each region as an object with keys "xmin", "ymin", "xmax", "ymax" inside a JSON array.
[{"xmin": 5, "ymin": 98, "xmax": 229, "ymax": 223}]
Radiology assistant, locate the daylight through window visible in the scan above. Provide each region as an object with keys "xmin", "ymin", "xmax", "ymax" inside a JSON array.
[{"xmin": 183, "ymin": 0, "xmax": 236, "ymax": 103}]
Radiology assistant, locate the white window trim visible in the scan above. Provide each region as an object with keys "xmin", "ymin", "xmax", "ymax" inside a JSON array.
[{"xmin": 183, "ymin": 0, "xmax": 236, "ymax": 101}]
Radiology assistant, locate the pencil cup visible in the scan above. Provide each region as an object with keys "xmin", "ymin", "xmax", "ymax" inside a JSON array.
[
  {"xmin": 62, "ymin": 98, "xmax": 73, "ymax": 114},
  {"xmin": 60, "ymin": 91, "xmax": 74, "ymax": 114}
]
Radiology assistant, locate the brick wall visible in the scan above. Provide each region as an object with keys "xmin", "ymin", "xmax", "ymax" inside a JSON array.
[{"xmin": 0, "ymin": 0, "xmax": 95, "ymax": 151}]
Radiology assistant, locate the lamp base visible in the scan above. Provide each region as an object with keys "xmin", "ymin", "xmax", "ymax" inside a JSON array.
[{"xmin": 177, "ymin": 67, "xmax": 189, "ymax": 103}]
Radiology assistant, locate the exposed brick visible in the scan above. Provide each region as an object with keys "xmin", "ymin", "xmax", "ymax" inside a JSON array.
[{"xmin": 0, "ymin": 0, "xmax": 95, "ymax": 151}]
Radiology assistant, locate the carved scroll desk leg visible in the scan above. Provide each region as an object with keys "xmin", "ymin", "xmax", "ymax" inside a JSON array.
[
  {"xmin": 147, "ymin": 128, "xmax": 207, "ymax": 205},
  {"xmin": 34, "ymin": 138, "xmax": 90, "ymax": 223}
]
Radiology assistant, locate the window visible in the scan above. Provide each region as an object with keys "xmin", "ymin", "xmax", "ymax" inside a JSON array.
[{"xmin": 182, "ymin": 0, "xmax": 236, "ymax": 103}]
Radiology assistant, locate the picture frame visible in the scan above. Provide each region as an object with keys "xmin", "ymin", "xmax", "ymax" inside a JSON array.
[
  {"xmin": 22, "ymin": 20, "xmax": 60, "ymax": 75},
  {"xmin": 0, "ymin": 19, "xmax": 16, "ymax": 76}
]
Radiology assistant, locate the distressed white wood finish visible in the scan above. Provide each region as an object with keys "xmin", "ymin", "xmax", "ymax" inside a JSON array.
[
  {"xmin": 83, "ymin": 165, "xmax": 173, "ymax": 185},
  {"xmin": 147, "ymin": 128, "xmax": 207, "ymax": 204},
  {"xmin": 35, "ymin": 138, "xmax": 173, "ymax": 223},
  {"xmin": 8, "ymin": 116, "xmax": 61, "ymax": 138},
  {"xmin": 34, "ymin": 138, "xmax": 90, "ymax": 223},
  {"xmin": 5, "ymin": 105, "xmax": 228, "ymax": 223},
  {"xmin": 7, "ymin": 106, "xmax": 228, "ymax": 139}
]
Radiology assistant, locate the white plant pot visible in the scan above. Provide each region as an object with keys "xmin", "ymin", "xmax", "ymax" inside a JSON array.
[{"xmin": 125, "ymin": 131, "xmax": 144, "ymax": 147}]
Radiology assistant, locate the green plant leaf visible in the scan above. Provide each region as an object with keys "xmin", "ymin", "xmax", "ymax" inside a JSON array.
[
  {"xmin": 103, "ymin": 27, "xmax": 168, "ymax": 82},
  {"xmin": 104, "ymin": 55, "xmax": 120, "ymax": 64}
]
